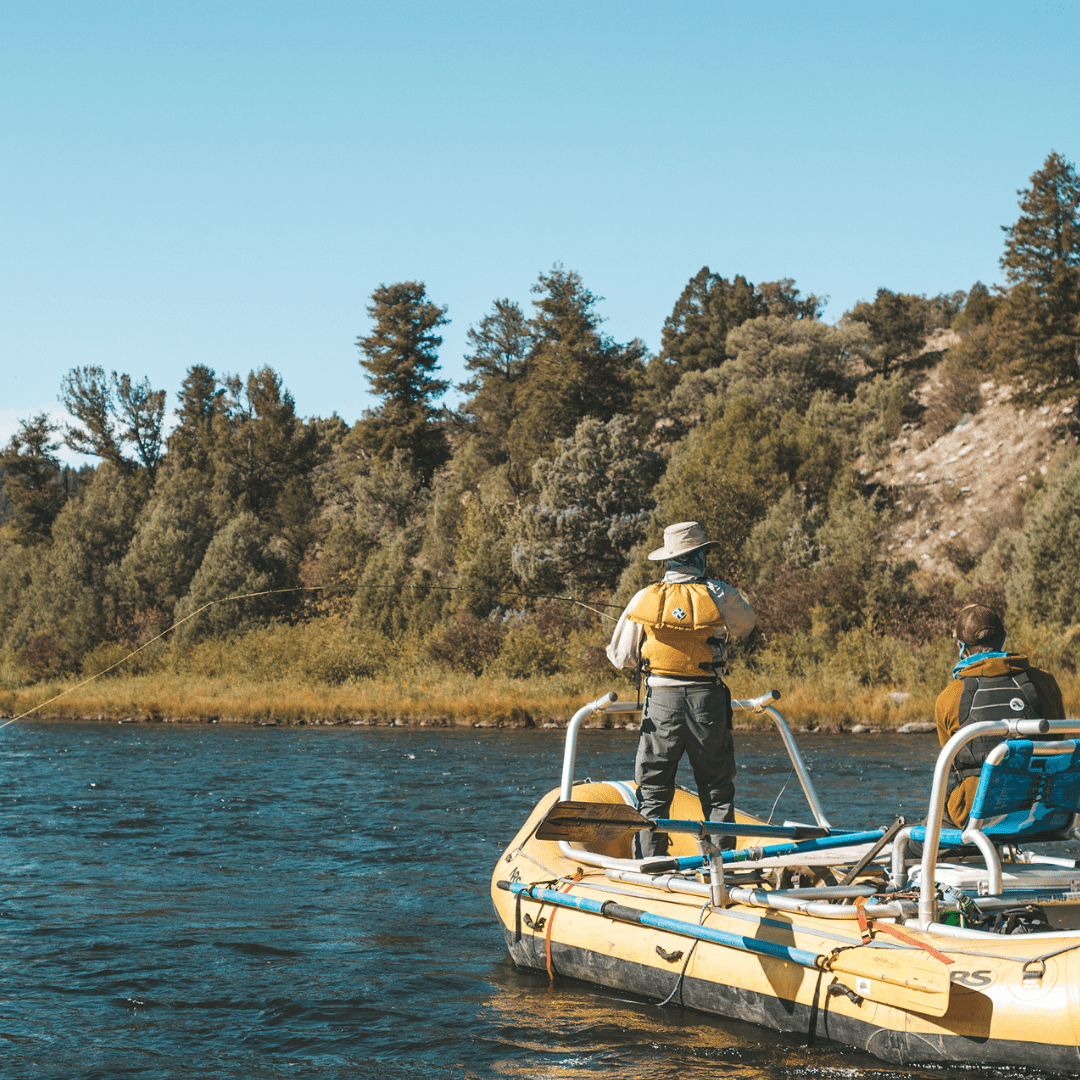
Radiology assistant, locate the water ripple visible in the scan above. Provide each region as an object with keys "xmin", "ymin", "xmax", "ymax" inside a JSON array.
[{"xmin": 0, "ymin": 723, "xmax": 1067, "ymax": 1079}]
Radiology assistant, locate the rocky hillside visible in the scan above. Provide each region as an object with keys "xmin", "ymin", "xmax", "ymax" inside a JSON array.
[{"xmin": 865, "ymin": 343, "xmax": 1077, "ymax": 582}]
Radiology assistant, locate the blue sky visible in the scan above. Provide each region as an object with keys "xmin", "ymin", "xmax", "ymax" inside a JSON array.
[{"xmin": 2, "ymin": 1, "xmax": 1079, "ymax": 461}]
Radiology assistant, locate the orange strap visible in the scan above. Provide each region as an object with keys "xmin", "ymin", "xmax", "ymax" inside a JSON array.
[
  {"xmin": 544, "ymin": 873, "xmax": 582, "ymax": 980},
  {"xmin": 545, "ymin": 906, "xmax": 557, "ymax": 979},
  {"xmin": 869, "ymin": 920, "xmax": 954, "ymax": 965},
  {"xmin": 852, "ymin": 894, "xmax": 953, "ymax": 965},
  {"xmin": 854, "ymin": 895, "xmax": 872, "ymax": 944}
]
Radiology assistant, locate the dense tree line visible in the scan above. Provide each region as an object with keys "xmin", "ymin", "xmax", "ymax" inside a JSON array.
[{"xmin": 2, "ymin": 152, "xmax": 1079, "ymax": 685}]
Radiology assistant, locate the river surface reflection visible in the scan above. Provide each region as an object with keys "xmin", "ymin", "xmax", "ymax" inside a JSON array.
[{"xmin": 0, "ymin": 721, "xmax": 1067, "ymax": 1079}]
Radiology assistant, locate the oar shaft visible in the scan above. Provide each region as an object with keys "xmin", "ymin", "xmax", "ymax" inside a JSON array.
[
  {"xmin": 651, "ymin": 818, "xmax": 829, "ymax": 841},
  {"xmin": 724, "ymin": 828, "xmax": 887, "ymax": 862},
  {"xmin": 502, "ymin": 882, "xmax": 822, "ymax": 969},
  {"xmin": 604, "ymin": 829, "xmax": 890, "ymax": 874}
]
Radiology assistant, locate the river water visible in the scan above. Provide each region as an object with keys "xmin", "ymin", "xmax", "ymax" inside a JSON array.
[{"xmin": 0, "ymin": 720, "xmax": 1066, "ymax": 1079}]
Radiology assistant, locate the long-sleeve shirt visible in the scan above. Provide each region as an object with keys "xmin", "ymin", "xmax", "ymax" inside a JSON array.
[{"xmin": 606, "ymin": 570, "xmax": 756, "ymax": 687}]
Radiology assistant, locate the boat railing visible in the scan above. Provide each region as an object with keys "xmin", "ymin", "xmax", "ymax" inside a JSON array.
[
  {"xmin": 558, "ymin": 689, "xmax": 831, "ymax": 827},
  {"xmin": 895, "ymin": 717, "xmax": 1080, "ymax": 928}
]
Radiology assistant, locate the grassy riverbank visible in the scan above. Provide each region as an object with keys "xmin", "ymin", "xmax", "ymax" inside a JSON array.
[
  {"xmin": 3, "ymin": 617, "xmax": 1078, "ymax": 731},
  {"xmin": 7, "ymin": 666, "xmax": 1080, "ymax": 732}
]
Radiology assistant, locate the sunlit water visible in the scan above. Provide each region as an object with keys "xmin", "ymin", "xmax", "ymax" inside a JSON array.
[{"xmin": 0, "ymin": 721, "xmax": 1068, "ymax": 1079}]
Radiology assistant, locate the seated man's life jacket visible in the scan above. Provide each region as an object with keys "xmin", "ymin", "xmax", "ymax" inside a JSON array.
[
  {"xmin": 627, "ymin": 582, "xmax": 726, "ymax": 679},
  {"xmin": 952, "ymin": 670, "xmax": 1045, "ymax": 787}
]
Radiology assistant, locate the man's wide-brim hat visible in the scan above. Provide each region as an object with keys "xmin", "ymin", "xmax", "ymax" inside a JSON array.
[
  {"xmin": 954, "ymin": 604, "xmax": 1005, "ymax": 645},
  {"xmin": 648, "ymin": 521, "xmax": 720, "ymax": 561}
]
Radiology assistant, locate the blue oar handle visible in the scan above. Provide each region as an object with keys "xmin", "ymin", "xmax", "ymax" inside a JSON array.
[{"xmin": 650, "ymin": 818, "xmax": 831, "ymax": 841}]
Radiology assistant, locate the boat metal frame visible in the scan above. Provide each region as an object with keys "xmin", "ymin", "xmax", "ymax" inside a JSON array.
[
  {"xmin": 889, "ymin": 716, "xmax": 1080, "ymax": 925},
  {"xmin": 559, "ymin": 690, "xmax": 829, "ymax": 824},
  {"xmin": 555, "ymin": 691, "xmax": 1080, "ymax": 932}
]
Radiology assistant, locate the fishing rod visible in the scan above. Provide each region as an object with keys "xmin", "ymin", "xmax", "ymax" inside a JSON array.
[{"xmin": 0, "ymin": 581, "xmax": 622, "ymax": 730}]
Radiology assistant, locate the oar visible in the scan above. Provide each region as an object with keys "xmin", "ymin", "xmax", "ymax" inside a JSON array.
[
  {"xmin": 499, "ymin": 881, "xmax": 951, "ymax": 1017},
  {"xmin": 536, "ymin": 800, "xmax": 832, "ymax": 845}
]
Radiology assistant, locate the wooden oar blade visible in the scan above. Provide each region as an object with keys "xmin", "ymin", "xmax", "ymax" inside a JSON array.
[
  {"xmin": 828, "ymin": 946, "xmax": 952, "ymax": 1017},
  {"xmin": 536, "ymin": 800, "xmax": 648, "ymax": 842}
]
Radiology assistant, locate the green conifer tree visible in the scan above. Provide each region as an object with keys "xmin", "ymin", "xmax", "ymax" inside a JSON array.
[
  {"xmin": 174, "ymin": 511, "xmax": 294, "ymax": 643},
  {"xmin": 994, "ymin": 151, "xmax": 1080, "ymax": 398},
  {"xmin": 646, "ymin": 268, "xmax": 822, "ymax": 406},
  {"xmin": 515, "ymin": 414, "xmax": 662, "ymax": 594},
  {"xmin": 59, "ymin": 367, "xmax": 165, "ymax": 475},
  {"xmin": 354, "ymin": 281, "xmax": 450, "ymax": 482},
  {"xmin": 1005, "ymin": 452, "xmax": 1080, "ymax": 624},
  {"xmin": 170, "ymin": 365, "xmax": 227, "ymax": 469},
  {"xmin": 0, "ymin": 414, "xmax": 67, "ymax": 544},
  {"xmin": 507, "ymin": 266, "xmax": 645, "ymax": 480},
  {"xmin": 455, "ymin": 298, "xmax": 532, "ymax": 485},
  {"xmin": 844, "ymin": 289, "xmax": 929, "ymax": 373}
]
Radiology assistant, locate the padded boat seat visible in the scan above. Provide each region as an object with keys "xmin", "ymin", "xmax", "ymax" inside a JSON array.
[{"xmin": 910, "ymin": 738, "xmax": 1080, "ymax": 848}]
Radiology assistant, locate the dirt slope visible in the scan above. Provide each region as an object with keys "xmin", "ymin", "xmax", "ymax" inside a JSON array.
[{"xmin": 864, "ymin": 362, "xmax": 1077, "ymax": 582}]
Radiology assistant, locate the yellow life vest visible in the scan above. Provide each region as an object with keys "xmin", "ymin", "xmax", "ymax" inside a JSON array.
[{"xmin": 627, "ymin": 582, "xmax": 725, "ymax": 678}]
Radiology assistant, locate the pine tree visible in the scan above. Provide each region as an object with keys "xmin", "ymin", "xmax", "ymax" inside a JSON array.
[
  {"xmin": 994, "ymin": 151, "xmax": 1080, "ymax": 396},
  {"xmin": 1001, "ymin": 151, "xmax": 1080, "ymax": 290},
  {"xmin": 170, "ymin": 365, "xmax": 227, "ymax": 468},
  {"xmin": 646, "ymin": 268, "xmax": 821, "ymax": 404},
  {"xmin": 0, "ymin": 414, "xmax": 67, "ymax": 544},
  {"xmin": 844, "ymin": 289, "xmax": 929, "ymax": 373},
  {"xmin": 507, "ymin": 266, "xmax": 645, "ymax": 479},
  {"xmin": 209, "ymin": 367, "xmax": 321, "ymax": 537},
  {"xmin": 455, "ymin": 298, "xmax": 532, "ymax": 481},
  {"xmin": 354, "ymin": 281, "xmax": 450, "ymax": 482},
  {"xmin": 59, "ymin": 367, "xmax": 166, "ymax": 475},
  {"xmin": 649, "ymin": 268, "xmax": 763, "ymax": 400}
]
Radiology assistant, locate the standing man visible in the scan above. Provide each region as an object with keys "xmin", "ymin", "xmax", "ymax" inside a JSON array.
[
  {"xmin": 936, "ymin": 603, "xmax": 1066, "ymax": 828},
  {"xmin": 607, "ymin": 521, "xmax": 756, "ymax": 857}
]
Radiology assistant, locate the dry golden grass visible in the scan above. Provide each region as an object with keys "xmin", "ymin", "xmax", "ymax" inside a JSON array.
[
  {"xmin": 5, "ymin": 664, "xmax": 1078, "ymax": 731},
  {"xmin": 3, "ymin": 614, "xmax": 1078, "ymax": 732},
  {"xmin": 1, "ymin": 670, "xmax": 621, "ymax": 727}
]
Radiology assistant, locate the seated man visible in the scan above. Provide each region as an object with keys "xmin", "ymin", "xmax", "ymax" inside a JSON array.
[{"xmin": 936, "ymin": 603, "xmax": 1065, "ymax": 828}]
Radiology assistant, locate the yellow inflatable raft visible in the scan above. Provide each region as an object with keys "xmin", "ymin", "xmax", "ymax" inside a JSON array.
[{"xmin": 490, "ymin": 691, "xmax": 1080, "ymax": 1070}]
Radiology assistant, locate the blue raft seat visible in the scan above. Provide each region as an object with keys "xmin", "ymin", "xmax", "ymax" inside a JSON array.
[{"xmin": 910, "ymin": 738, "xmax": 1080, "ymax": 849}]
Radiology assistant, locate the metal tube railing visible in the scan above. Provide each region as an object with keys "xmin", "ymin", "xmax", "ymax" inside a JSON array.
[
  {"xmin": 557, "ymin": 689, "xmax": 832, "ymax": 869},
  {"xmin": 913, "ymin": 718, "xmax": 1080, "ymax": 927},
  {"xmin": 732, "ymin": 692, "xmax": 831, "ymax": 829}
]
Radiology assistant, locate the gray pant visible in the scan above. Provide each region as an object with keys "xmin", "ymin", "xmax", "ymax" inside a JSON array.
[{"xmin": 634, "ymin": 682, "xmax": 736, "ymax": 858}]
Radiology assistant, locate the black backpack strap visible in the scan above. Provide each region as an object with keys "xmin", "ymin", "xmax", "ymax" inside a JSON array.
[{"xmin": 1011, "ymin": 669, "xmax": 1043, "ymax": 715}]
